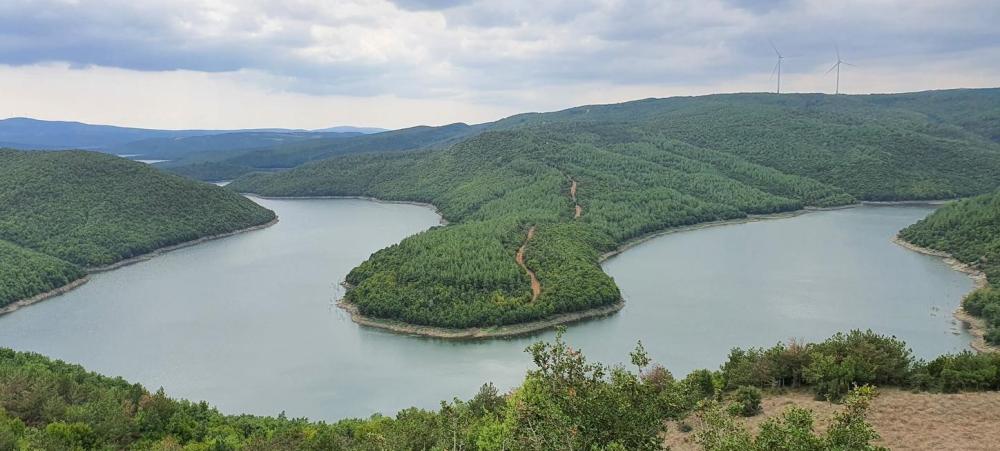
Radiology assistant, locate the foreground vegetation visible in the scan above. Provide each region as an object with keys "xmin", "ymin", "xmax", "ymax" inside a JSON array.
[
  {"xmin": 1, "ymin": 329, "xmax": 998, "ymax": 450},
  {"xmin": 899, "ymin": 189, "xmax": 1000, "ymax": 344},
  {"xmin": 0, "ymin": 149, "xmax": 276, "ymax": 308},
  {"xmin": 231, "ymin": 90, "xmax": 1000, "ymax": 330}
]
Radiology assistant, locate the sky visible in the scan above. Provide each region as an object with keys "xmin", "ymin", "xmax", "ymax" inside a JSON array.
[{"xmin": 1, "ymin": 0, "xmax": 998, "ymax": 130}]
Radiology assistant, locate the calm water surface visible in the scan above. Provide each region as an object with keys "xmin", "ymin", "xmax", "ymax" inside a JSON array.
[{"xmin": 0, "ymin": 200, "xmax": 973, "ymax": 420}]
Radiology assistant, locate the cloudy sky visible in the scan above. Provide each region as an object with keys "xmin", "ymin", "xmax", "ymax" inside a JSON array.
[{"xmin": 1, "ymin": 0, "xmax": 998, "ymax": 130}]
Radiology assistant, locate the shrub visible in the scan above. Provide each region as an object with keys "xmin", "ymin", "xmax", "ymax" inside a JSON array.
[
  {"xmin": 804, "ymin": 331, "xmax": 913, "ymax": 400},
  {"xmin": 729, "ymin": 386, "xmax": 763, "ymax": 417}
]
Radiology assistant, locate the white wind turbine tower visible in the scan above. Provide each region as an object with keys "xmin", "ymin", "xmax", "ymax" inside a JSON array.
[
  {"xmin": 826, "ymin": 45, "xmax": 855, "ymax": 94},
  {"xmin": 770, "ymin": 40, "xmax": 784, "ymax": 94}
]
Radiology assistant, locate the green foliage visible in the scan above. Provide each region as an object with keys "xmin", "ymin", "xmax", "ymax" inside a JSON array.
[
  {"xmin": 0, "ymin": 149, "xmax": 276, "ymax": 307},
  {"xmin": 0, "ymin": 240, "xmax": 84, "ymax": 308},
  {"xmin": 728, "ymin": 386, "xmax": 763, "ymax": 417},
  {"xmin": 2, "ymin": 331, "xmax": 999, "ymax": 450},
  {"xmin": 899, "ymin": 189, "xmax": 1000, "ymax": 343},
  {"xmin": 910, "ymin": 351, "xmax": 1000, "ymax": 392},
  {"xmin": 164, "ymin": 123, "xmax": 479, "ymax": 180},
  {"xmin": 697, "ymin": 385, "xmax": 886, "ymax": 451},
  {"xmin": 803, "ymin": 331, "xmax": 912, "ymax": 400},
  {"xmin": 231, "ymin": 91, "xmax": 1000, "ymax": 329},
  {"xmin": 0, "ymin": 332, "xmax": 684, "ymax": 450},
  {"xmin": 717, "ymin": 330, "xmax": 1000, "ymax": 399}
]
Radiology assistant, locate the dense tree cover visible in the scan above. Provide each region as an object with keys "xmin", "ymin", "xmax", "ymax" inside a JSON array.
[
  {"xmin": 899, "ymin": 189, "xmax": 1000, "ymax": 343},
  {"xmin": 866, "ymin": 88, "xmax": 1000, "ymax": 144},
  {"xmin": 0, "ymin": 240, "xmax": 84, "ymax": 307},
  {"xmin": 231, "ymin": 91, "xmax": 1000, "ymax": 329},
  {"xmin": 0, "ymin": 149, "xmax": 276, "ymax": 306},
  {"xmin": 1, "ymin": 330, "xmax": 996, "ymax": 450},
  {"xmin": 163, "ymin": 123, "xmax": 480, "ymax": 180}
]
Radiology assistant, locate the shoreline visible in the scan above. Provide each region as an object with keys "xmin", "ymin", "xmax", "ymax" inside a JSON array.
[
  {"xmin": 0, "ymin": 277, "xmax": 91, "ymax": 317},
  {"xmin": 599, "ymin": 208, "xmax": 822, "ymax": 263},
  {"xmin": 0, "ymin": 217, "xmax": 279, "ymax": 317},
  {"xmin": 242, "ymin": 193, "xmax": 449, "ymax": 225},
  {"xmin": 327, "ymin": 198, "xmax": 950, "ymax": 339},
  {"xmin": 891, "ymin": 235, "xmax": 997, "ymax": 353},
  {"xmin": 87, "ymin": 217, "xmax": 279, "ymax": 273},
  {"xmin": 598, "ymin": 200, "xmax": 951, "ymax": 263},
  {"xmin": 337, "ymin": 296, "xmax": 625, "ymax": 340},
  {"xmin": 331, "ymin": 205, "xmax": 840, "ymax": 339}
]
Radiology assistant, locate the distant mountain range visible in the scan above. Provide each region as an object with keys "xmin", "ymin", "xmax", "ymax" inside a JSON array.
[{"xmin": 0, "ymin": 117, "xmax": 388, "ymax": 159}]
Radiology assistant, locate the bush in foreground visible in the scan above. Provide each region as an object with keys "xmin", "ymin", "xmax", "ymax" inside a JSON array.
[{"xmin": 2, "ymin": 329, "xmax": 999, "ymax": 450}]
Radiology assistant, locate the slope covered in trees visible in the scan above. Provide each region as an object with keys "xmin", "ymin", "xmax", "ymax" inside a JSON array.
[
  {"xmin": 231, "ymin": 90, "xmax": 1000, "ymax": 331},
  {"xmin": 1, "ymin": 330, "xmax": 997, "ymax": 450},
  {"xmin": 161, "ymin": 122, "xmax": 480, "ymax": 180},
  {"xmin": 0, "ymin": 149, "xmax": 276, "ymax": 308},
  {"xmin": 899, "ymin": 190, "xmax": 1000, "ymax": 344}
]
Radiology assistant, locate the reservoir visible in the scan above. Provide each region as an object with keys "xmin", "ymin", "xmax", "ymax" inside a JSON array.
[{"xmin": 0, "ymin": 200, "xmax": 974, "ymax": 421}]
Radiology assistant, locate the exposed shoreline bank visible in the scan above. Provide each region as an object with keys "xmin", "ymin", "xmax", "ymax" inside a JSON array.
[
  {"xmin": 0, "ymin": 277, "xmax": 91, "ymax": 317},
  {"xmin": 337, "ymin": 296, "xmax": 625, "ymax": 340},
  {"xmin": 243, "ymin": 193, "xmax": 449, "ymax": 225},
  {"xmin": 599, "ymin": 199, "xmax": 954, "ymax": 264},
  {"xmin": 598, "ymin": 209, "xmax": 818, "ymax": 263},
  {"xmin": 87, "ymin": 217, "xmax": 279, "ymax": 273},
  {"xmin": 0, "ymin": 217, "xmax": 279, "ymax": 317},
  {"xmin": 890, "ymin": 235, "xmax": 996, "ymax": 353}
]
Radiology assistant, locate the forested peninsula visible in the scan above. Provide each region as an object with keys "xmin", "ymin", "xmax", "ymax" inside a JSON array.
[
  {"xmin": 0, "ymin": 149, "xmax": 277, "ymax": 310},
  {"xmin": 230, "ymin": 90, "xmax": 1000, "ymax": 334},
  {"xmin": 898, "ymin": 189, "xmax": 1000, "ymax": 346}
]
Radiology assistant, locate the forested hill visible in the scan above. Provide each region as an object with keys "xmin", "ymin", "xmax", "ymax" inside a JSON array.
[
  {"xmin": 171, "ymin": 89, "xmax": 1000, "ymax": 182},
  {"xmin": 161, "ymin": 122, "xmax": 480, "ymax": 181},
  {"xmin": 0, "ymin": 150, "xmax": 276, "ymax": 308},
  {"xmin": 230, "ymin": 90, "xmax": 1000, "ymax": 331},
  {"xmin": 899, "ymin": 190, "xmax": 1000, "ymax": 344}
]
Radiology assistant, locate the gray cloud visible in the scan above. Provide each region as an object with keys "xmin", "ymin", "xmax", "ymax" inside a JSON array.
[{"xmin": 0, "ymin": 0, "xmax": 997, "ymax": 104}]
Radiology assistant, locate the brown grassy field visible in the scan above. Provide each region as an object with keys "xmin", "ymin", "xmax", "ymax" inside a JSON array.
[{"xmin": 663, "ymin": 388, "xmax": 1000, "ymax": 450}]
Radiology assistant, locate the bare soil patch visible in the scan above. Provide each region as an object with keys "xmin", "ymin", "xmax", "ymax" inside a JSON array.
[
  {"xmin": 663, "ymin": 388, "xmax": 1000, "ymax": 450},
  {"xmin": 515, "ymin": 226, "xmax": 541, "ymax": 301}
]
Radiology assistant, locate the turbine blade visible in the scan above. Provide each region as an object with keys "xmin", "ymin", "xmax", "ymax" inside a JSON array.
[
  {"xmin": 769, "ymin": 39, "xmax": 781, "ymax": 57},
  {"xmin": 770, "ymin": 61, "xmax": 780, "ymax": 80},
  {"xmin": 842, "ymin": 61, "xmax": 857, "ymax": 67},
  {"xmin": 836, "ymin": 43, "xmax": 841, "ymax": 60},
  {"xmin": 826, "ymin": 62, "xmax": 839, "ymax": 74}
]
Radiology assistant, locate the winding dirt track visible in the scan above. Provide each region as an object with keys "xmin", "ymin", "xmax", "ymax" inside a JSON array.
[
  {"xmin": 514, "ymin": 179, "xmax": 581, "ymax": 302},
  {"xmin": 570, "ymin": 179, "xmax": 582, "ymax": 218},
  {"xmin": 515, "ymin": 226, "xmax": 542, "ymax": 301}
]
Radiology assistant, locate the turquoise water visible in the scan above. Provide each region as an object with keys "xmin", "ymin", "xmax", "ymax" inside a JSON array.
[{"xmin": 0, "ymin": 200, "xmax": 973, "ymax": 421}]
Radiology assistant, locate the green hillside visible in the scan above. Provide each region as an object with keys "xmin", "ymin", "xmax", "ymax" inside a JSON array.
[
  {"xmin": 899, "ymin": 190, "xmax": 1000, "ymax": 343},
  {"xmin": 0, "ymin": 149, "xmax": 276, "ymax": 307},
  {"xmin": 230, "ymin": 90, "xmax": 1000, "ymax": 330},
  {"xmin": 162, "ymin": 123, "xmax": 479, "ymax": 180}
]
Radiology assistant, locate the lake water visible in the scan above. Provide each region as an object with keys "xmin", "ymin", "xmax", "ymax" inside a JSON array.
[{"xmin": 0, "ymin": 200, "xmax": 974, "ymax": 421}]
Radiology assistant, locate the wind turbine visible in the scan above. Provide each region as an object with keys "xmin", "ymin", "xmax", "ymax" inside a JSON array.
[
  {"xmin": 770, "ymin": 40, "xmax": 784, "ymax": 94},
  {"xmin": 826, "ymin": 45, "xmax": 855, "ymax": 94}
]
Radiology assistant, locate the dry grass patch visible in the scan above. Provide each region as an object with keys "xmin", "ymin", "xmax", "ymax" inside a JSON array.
[{"xmin": 664, "ymin": 388, "xmax": 1000, "ymax": 450}]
